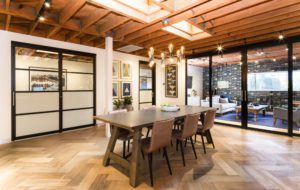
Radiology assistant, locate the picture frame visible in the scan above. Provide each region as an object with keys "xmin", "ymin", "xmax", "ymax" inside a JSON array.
[
  {"xmin": 165, "ymin": 65, "xmax": 178, "ymax": 98},
  {"xmin": 121, "ymin": 62, "xmax": 132, "ymax": 79},
  {"xmin": 29, "ymin": 67, "xmax": 67, "ymax": 92},
  {"xmin": 122, "ymin": 81, "xmax": 132, "ymax": 98},
  {"xmin": 113, "ymin": 60, "xmax": 120, "ymax": 79},
  {"xmin": 112, "ymin": 81, "xmax": 119, "ymax": 98}
]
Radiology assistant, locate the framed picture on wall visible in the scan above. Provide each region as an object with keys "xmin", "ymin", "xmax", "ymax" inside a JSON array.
[
  {"xmin": 165, "ymin": 65, "xmax": 178, "ymax": 98},
  {"xmin": 113, "ymin": 60, "xmax": 120, "ymax": 79},
  {"xmin": 121, "ymin": 62, "xmax": 132, "ymax": 79},
  {"xmin": 113, "ymin": 81, "xmax": 119, "ymax": 98},
  {"xmin": 122, "ymin": 82, "xmax": 132, "ymax": 97},
  {"xmin": 29, "ymin": 67, "xmax": 67, "ymax": 91}
]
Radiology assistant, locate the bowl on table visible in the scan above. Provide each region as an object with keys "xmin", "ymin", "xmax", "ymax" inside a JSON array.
[{"xmin": 161, "ymin": 104, "xmax": 180, "ymax": 112}]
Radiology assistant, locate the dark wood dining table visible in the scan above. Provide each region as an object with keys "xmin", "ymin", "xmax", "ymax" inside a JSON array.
[{"xmin": 94, "ymin": 105, "xmax": 214, "ymax": 187}]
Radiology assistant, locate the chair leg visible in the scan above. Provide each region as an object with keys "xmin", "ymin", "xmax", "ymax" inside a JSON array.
[
  {"xmin": 190, "ymin": 136, "xmax": 197, "ymax": 159},
  {"xmin": 194, "ymin": 134, "xmax": 197, "ymax": 143},
  {"xmin": 201, "ymin": 134, "xmax": 206, "ymax": 154},
  {"xmin": 146, "ymin": 128, "xmax": 151, "ymax": 138},
  {"xmin": 208, "ymin": 130, "xmax": 215, "ymax": 149},
  {"xmin": 184, "ymin": 138, "xmax": 188, "ymax": 147},
  {"xmin": 123, "ymin": 141, "xmax": 126, "ymax": 158},
  {"xmin": 163, "ymin": 147, "xmax": 172, "ymax": 175},
  {"xmin": 176, "ymin": 139, "xmax": 179, "ymax": 152},
  {"xmin": 127, "ymin": 139, "xmax": 130, "ymax": 152},
  {"xmin": 141, "ymin": 150, "xmax": 145, "ymax": 160},
  {"xmin": 179, "ymin": 140, "xmax": 185, "ymax": 166},
  {"xmin": 148, "ymin": 153, "xmax": 153, "ymax": 186}
]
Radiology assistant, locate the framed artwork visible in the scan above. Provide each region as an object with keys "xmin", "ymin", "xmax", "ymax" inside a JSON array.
[
  {"xmin": 113, "ymin": 60, "xmax": 120, "ymax": 79},
  {"xmin": 113, "ymin": 81, "xmax": 119, "ymax": 98},
  {"xmin": 122, "ymin": 82, "xmax": 132, "ymax": 98},
  {"xmin": 121, "ymin": 62, "xmax": 132, "ymax": 79},
  {"xmin": 29, "ymin": 67, "xmax": 67, "ymax": 91},
  {"xmin": 165, "ymin": 65, "xmax": 178, "ymax": 98}
]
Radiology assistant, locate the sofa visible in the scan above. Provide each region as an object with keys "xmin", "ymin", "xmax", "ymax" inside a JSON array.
[
  {"xmin": 273, "ymin": 107, "xmax": 300, "ymax": 126},
  {"xmin": 201, "ymin": 95, "xmax": 237, "ymax": 114}
]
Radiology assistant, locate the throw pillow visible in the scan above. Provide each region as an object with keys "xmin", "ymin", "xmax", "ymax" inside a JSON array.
[{"xmin": 219, "ymin": 98, "xmax": 229, "ymax": 103}]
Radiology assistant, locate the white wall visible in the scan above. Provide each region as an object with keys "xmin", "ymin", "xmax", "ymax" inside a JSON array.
[
  {"xmin": 0, "ymin": 30, "xmax": 186, "ymax": 143},
  {"xmin": 187, "ymin": 65, "xmax": 203, "ymax": 99}
]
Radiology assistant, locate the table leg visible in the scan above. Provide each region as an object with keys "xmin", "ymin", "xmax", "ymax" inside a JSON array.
[
  {"xmin": 262, "ymin": 109, "xmax": 266, "ymax": 116},
  {"xmin": 103, "ymin": 126, "xmax": 120, "ymax": 166},
  {"xmin": 130, "ymin": 129, "xmax": 142, "ymax": 187},
  {"xmin": 236, "ymin": 111, "xmax": 239, "ymax": 120}
]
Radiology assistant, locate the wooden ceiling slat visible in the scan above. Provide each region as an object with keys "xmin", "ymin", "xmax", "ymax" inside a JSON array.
[
  {"xmin": 203, "ymin": 0, "xmax": 300, "ymax": 30},
  {"xmin": 29, "ymin": 0, "xmax": 45, "ymax": 35},
  {"xmin": 5, "ymin": 15, "xmax": 11, "ymax": 30},
  {"xmin": 81, "ymin": 8, "xmax": 110, "ymax": 30},
  {"xmin": 97, "ymin": 13, "xmax": 129, "ymax": 35}
]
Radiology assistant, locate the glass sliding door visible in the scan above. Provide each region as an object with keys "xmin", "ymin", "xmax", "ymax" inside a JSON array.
[
  {"xmin": 212, "ymin": 52, "xmax": 242, "ymax": 126},
  {"xmin": 13, "ymin": 46, "xmax": 60, "ymax": 139},
  {"xmin": 293, "ymin": 42, "xmax": 300, "ymax": 134},
  {"xmin": 247, "ymin": 45, "xmax": 288, "ymax": 133},
  {"xmin": 186, "ymin": 57, "xmax": 208, "ymax": 106},
  {"xmin": 62, "ymin": 53, "xmax": 95, "ymax": 129},
  {"xmin": 139, "ymin": 61, "xmax": 155, "ymax": 109},
  {"xmin": 12, "ymin": 42, "xmax": 96, "ymax": 140}
]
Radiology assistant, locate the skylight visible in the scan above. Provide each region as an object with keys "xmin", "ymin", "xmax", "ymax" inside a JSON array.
[{"xmin": 163, "ymin": 21, "xmax": 212, "ymax": 41}]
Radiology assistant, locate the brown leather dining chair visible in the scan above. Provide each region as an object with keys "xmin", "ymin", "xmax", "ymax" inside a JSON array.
[
  {"xmin": 196, "ymin": 109, "xmax": 216, "ymax": 154},
  {"xmin": 108, "ymin": 109, "xmax": 132, "ymax": 158},
  {"xmin": 173, "ymin": 113, "xmax": 199, "ymax": 166},
  {"xmin": 141, "ymin": 118, "xmax": 174, "ymax": 186}
]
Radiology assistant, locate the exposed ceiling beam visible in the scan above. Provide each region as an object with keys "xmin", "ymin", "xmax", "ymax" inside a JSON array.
[
  {"xmin": 81, "ymin": 8, "xmax": 109, "ymax": 30},
  {"xmin": 29, "ymin": 0, "xmax": 45, "ymax": 35},
  {"xmin": 47, "ymin": 0, "xmax": 86, "ymax": 38},
  {"xmin": 5, "ymin": 15, "xmax": 10, "ymax": 30}
]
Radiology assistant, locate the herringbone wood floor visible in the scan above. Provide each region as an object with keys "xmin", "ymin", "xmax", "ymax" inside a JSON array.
[{"xmin": 0, "ymin": 125, "xmax": 300, "ymax": 190}]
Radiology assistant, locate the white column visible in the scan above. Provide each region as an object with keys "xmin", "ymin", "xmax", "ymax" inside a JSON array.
[{"xmin": 105, "ymin": 34, "xmax": 113, "ymax": 137}]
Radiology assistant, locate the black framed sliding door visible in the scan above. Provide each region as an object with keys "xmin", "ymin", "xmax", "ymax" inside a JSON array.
[{"xmin": 11, "ymin": 42, "xmax": 96, "ymax": 140}]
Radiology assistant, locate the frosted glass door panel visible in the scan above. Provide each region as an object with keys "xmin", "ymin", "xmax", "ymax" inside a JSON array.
[
  {"xmin": 16, "ymin": 55, "xmax": 58, "ymax": 69},
  {"xmin": 67, "ymin": 74, "xmax": 93, "ymax": 90},
  {"xmin": 63, "ymin": 60, "xmax": 93, "ymax": 73},
  {"xmin": 63, "ymin": 92, "xmax": 93, "ymax": 109},
  {"xmin": 16, "ymin": 112, "xmax": 59, "ymax": 137},
  {"xmin": 140, "ymin": 91, "xmax": 152, "ymax": 103},
  {"xmin": 16, "ymin": 93, "xmax": 59, "ymax": 114},
  {"xmin": 15, "ymin": 70, "xmax": 29, "ymax": 91},
  {"xmin": 63, "ymin": 109, "xmax": 94, "ymax": 129}
]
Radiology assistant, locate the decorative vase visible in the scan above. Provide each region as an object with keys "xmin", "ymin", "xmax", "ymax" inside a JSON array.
[{"xmin": 125, "ymin": 105, "xmax": 133, "ymax": 112}]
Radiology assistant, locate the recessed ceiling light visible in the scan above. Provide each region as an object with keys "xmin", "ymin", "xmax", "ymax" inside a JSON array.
[
  {"xmin": 278, "ymin": 34, "xmax": 284, "ymax": 40},
  {"xmin": 45, "ymin": 2, "xmax": 51, "ymax": 8},
  {"xmin": 293, "ymin": 56, "xmax": 296, "ymax": 60},
  {"xmin": 39, "ymin": 15, "xmax": 45, "ymax": 22},
  {"xmin": 217, "ymin": 45, "xmax": 223, "ymax": 52}
]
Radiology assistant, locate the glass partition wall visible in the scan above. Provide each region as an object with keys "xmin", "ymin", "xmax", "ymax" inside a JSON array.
[
  {"xmin": 12, "ymin": 42, "xmax": 96, "ymax": 140},
  {"xmin": 186, "ymin": 38, "xmax": 300, "ymax": 136},
  {"xmin": 293, "ymin": 42, "xmax": 300, "ymax": 134},
  {"xmin": 247, "ymin": 45, "xmax": 288, "ymax": 133},
  {"xmin": 212, "ymin": 52, "xmax": 242, "ymax": 126}
]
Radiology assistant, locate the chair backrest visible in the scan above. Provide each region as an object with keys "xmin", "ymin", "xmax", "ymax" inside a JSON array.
[
  {"xmin": 148, "ymin": 118, "xmax": 175, "ymax": 152},
  {"xmin": 141, "ymin": 105, "xmax": 156, "ymax": 110},
  {"xmin": 202, "ymin": 110, "xmax": 216, "ymax": 131},
  {"xmin": 108, "ymin": 109, "xmax": 127, "ymax": 115},
  {"xmin": 181, "ymin": 113, "xmax": 200, "ymax": 139}
]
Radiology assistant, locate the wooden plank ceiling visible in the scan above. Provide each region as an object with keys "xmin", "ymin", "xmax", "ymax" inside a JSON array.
[{"xmin": 1, "ymin": 0, "xmax": 300, "ymax": 58}]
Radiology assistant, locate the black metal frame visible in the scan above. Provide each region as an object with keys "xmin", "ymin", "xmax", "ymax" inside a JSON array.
[
  {"xmin": 11, "ymin": 41, "xmax": 97, "ymax": 140},
  {"xmin": 138, "ymin": 60, "xmax": 156, "ymax": 109},
  {"xmin": 185, "ymin": 35, "xmax": 300, "ymax": 137}
]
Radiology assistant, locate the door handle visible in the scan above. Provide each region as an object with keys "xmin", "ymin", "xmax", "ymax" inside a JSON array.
[{"xmin": 12, "ymin": 91, "xmax": 15, "ymax": 107}]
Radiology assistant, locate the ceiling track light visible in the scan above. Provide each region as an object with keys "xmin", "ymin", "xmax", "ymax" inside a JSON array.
[
  {"xmin": 217, "ymin": 45, "xmax": 223, "ymax": 52},
  {"xmin": 278, "ymin": 32, "xmax": 284, "ymax": 40},
  {"xmin": 44, "ymin": 0, "xmax": 52, "ymax": 8}
]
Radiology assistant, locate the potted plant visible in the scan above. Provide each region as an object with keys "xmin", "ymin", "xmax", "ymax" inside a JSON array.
[
  {"xmin": 113, "ymin": 99, "xmax": 123, "ymax": 110},
  {"xmin": 123, "ymin": 96, "xmax": 133, "ymax": 111}
]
